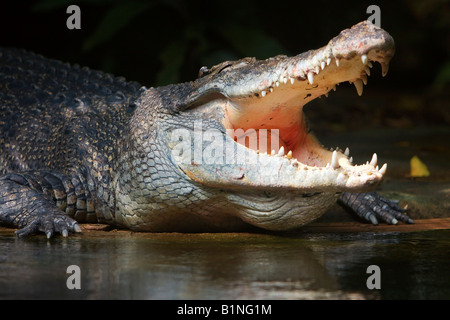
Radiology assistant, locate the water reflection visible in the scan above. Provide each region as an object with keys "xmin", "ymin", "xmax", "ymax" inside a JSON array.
[{"xmin": 0, "ymin": 230, "xmax": 449, "ymax": 299}]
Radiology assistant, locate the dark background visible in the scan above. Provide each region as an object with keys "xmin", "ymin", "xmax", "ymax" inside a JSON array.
[{"xmin": 2, "ymin": 0, "xmax": 449, "ymax": 131}]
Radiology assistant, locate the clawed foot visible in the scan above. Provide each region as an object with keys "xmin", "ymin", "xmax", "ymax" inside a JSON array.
[
  {"xmin": 15, "ymin": 213, "xmax": 82, "ymax": 238},
  {"xmin": 339, "ymin": 192, "xmax": 414, "ymax": 225}
]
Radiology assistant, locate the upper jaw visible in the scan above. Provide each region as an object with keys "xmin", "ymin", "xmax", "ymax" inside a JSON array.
[
  {"xmin": 241, "ymin": 20, "xmax": 393, "ymax": 100},
  {"xmin": 187, "ymin": 20, "xmax": 394, "ymax": 105}
]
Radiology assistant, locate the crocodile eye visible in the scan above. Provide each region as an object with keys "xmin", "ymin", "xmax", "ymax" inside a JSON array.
[
  {"xmin": 197, "ymin": 63, "xmax": 237, "ymax": 77},
  {"xmin": 215, "ymin": 63, "xmax": 233, "ymax": 74},
  {"xmin": 198, "ymin": 66, "xmax": 210, "ymax": 78},
  {"xmin": 199, "ymin": 58, "xmax": 256, "ymax": 79},
  {"xmin": 218, "ymin": 61, "xmax": 250, "ymax": 74}
]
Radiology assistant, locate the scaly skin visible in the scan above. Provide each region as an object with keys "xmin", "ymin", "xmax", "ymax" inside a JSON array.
[{"xmin": 0, "ymin": 21, "xmax": 412, "ymax": 238}]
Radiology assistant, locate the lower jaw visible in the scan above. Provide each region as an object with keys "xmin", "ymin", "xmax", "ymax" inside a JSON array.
[{"xmin": 236, "ymin": 191, "xmax": 340, "ymax": 231}]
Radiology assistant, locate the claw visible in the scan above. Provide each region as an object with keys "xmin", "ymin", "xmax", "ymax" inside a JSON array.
[
  {"xmin": 369, "ymin": 214, "xmax": 378, "ymax": 225},
  {"xmin": 13, "ymin": 212, "xmax": 80, "ymax": 238},
  {"xmin": 339, "ymin": 192, "xmax": 414, "ymax": 226}
]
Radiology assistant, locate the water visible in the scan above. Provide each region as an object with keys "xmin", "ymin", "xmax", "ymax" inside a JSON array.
[{"xmin": 0, "ymin": 229, "xmax": 449, "ymax": 299}]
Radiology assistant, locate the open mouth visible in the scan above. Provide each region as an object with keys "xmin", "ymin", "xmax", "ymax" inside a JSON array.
[
  {"xmin": 178, "ymin": 21, "xmax": 395, "ymax": 192},
  {"xmin": 222, "ymin": 52, "xmax": 388, "ymax": 187}
]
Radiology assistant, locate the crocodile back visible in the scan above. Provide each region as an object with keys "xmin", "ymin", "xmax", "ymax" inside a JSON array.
[{"xmin": 0, "ymin": 48, "xmax": 142, "ymax": 174}]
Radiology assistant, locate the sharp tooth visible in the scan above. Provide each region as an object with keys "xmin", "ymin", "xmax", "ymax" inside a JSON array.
[
  {"xmin": 271, "ymin": 149, "xmax": 276, "ymax": 156},
  {"xmin": 283, "ymin": 77, "xmax": 288, "ymax": 84},
  {"xmin": 349, "ymin": 156, "xmax": 353, "ymax": 163},
  {"xmin": 344, "ymin": 147, "xmax": 350, "ymax": 156},
  {"xmin": 261, "ymin": 90, "xmax": 266, "ymax": 97},
  {"xmin": 365, "ymin": 66, "xmax": 371, "ymax": 76},
  {"xmin": 315, "ymin": 66, "xmax": 320, "ymax": 74},
  {"xmin": 331, "ymin": 150, "xmax": 339, "ymax": 169},
  {"xmin": 361, "ymin": 54, "xmax": 368, "ymax": 65},
  {"xmin": 354, "ymin": 79, "xmax": 363, "ymax": 96},
  {"xmin": 370, "ymin": 153, "xmax": 378, "ymax": 167},
  {"xmin": 361, "ymin": 74, "xmax": 368, "ymax": 85},
  {"xmin": 324, "ymin": 92, "xmax": 329, "ymax": 98},
  {"xmin": 321, "ymin": 61, "xmax": 326, "ymax": 70},
  {"xmin": 337, "ymin": 172, "xmax": 346, "ymax": 181},
  {"xmin": 326, "ymin": 57, "xmax": 331, "ymax": 65},
  {"xmin": 336, "ymin": 58, "xmax": 340, "ymax": 67},
  {"xmin": 307, "ymin": 72, "xmax": 314, "ymax": 85},
  {"xmin": 278, "ymin": 146, "xmax": 285, "ymax": 157},
  {"xmin": 276, "ymin": 81, "xmax": 280, "ymax": 87},
  {"xmin": 381, "ymin": 62, "xmax": 389, "ymax": 77},
  {"xmin": 287, "ymin": 150, "xmax": 293, "ymax": 159},
  {"xmin": 290, "ymin": 77, "xmax": 294, "ymax": 84},
  {"xmin": 332, "ymin": 85, "xmax": 337, "ymax": 91},
  {"xmin": 368, "ymin": 61, "xmax": 373, "ymax": 68},
  {"xmin": 269, "ymin": 87, "xmax": 273, "ymax": 92},
  {"xmin": 379, "ymin": 163, "xmax": 387, "ymax": 175}
]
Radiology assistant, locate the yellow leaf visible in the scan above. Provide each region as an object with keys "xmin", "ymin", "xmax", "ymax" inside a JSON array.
[{"xmin": 410, "ymin": 155, "xmax": 430, "ymax": 177}]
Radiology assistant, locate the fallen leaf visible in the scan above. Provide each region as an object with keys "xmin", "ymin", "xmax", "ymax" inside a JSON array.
[{"xmin": 410, "ymin": 155, "xmax": 430, "ymax": 177}]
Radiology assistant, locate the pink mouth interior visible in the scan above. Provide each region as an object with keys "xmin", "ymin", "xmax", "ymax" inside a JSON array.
[{"xmin": 225, "ymin": 104, "xmax": 320, "ymax": 165}]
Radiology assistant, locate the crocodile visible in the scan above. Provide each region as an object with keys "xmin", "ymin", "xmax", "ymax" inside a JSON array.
[{"xmin": 0, "ymin": 21, "xmax": 412, "ymax": 238}]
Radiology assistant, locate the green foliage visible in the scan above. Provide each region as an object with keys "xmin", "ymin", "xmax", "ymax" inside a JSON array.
[
  {"xmin": 33, "ymin": 0, "xmax": 288, "ymax": 86},
  {"xmin": 82, "ymin": 1, "xmax": 151, "ymax": 52},
  {"xmin": 29, "ymin": 0, "xmax": 448, "ymax": 91},
  {"xmin": 33, "ymin": 0, "xmax": 113, "ymax": 11},
  {"xmin": 156, "ymin": 40, "xmax": 187, "ymax": 85},
  {"xmin": 217, "ymin": 23, "xmax": 286, "ymax": 59},
  {"xmin": 433, "ymin": 61, "xmax": 450, "ymax": 92}
]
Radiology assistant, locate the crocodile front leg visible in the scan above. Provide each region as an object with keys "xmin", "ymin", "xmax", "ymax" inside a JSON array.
[
  {"xmin": 339, "ymin": 192, "xmax": 414, "ymax": 225},
  {"xmin": 0, "ymin": 171, "xmax": 84, "ymax": 238}
]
